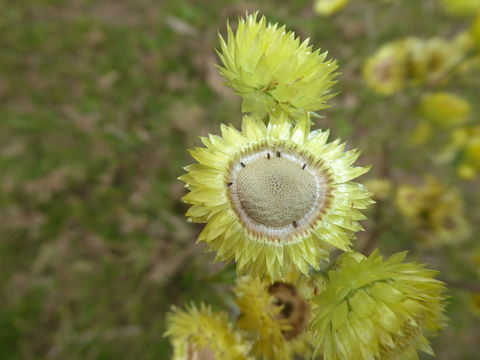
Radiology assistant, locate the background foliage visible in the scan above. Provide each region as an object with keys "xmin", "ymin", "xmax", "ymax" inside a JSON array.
[{"xmin": 0, "ymin": 0, "xmax": 478, "ymax": 359}]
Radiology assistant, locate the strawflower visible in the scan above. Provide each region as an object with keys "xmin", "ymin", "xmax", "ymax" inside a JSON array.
[
  {"xmin": 217, "ymin": 12, "xmax": 338, "ymax": 120},
  {"xmin": 180, "ymin": 114, "xmax": 372, "ymax": 279},
  {"xmin": 311, "ymin": 251, "xmax": 448, "ymax": 360},
  {"xmin": 165, "ymin": 304, "xmax": 250, "ymax": 360}
]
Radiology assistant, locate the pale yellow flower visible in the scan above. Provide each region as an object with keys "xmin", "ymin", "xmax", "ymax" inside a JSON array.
[
  {"xmin": 395, "ymin": 177, "xmax": 470, "ymax": 247},
  {"xmin": 234, "ymin": 276, "xmax": 312, "ymax": 360},
  {"xmin": 311, "ymin": 251, "xmax": 448, "ymax": 360},
  {"xmin": 445, "ymin": 126, "xmax": 480, "ymax": 179},
  {"xmin": 180, "ymin": 114, "xmax": 372, "ymax": 279},
  {"xmin": 218, "ymin": 12, "xmax": 338, "ymax": 120},
  {"xmin": 441, "ymin": 0, "xmax": 480, "ymax": 17}
]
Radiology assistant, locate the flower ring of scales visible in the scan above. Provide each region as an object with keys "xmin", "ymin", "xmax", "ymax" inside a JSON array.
[{"xmin": 227, "ymin": 147, "xmax": 331, "ymax": 242}]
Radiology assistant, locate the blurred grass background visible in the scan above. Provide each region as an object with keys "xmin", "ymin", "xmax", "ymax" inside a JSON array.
[{"xmin": 0, "ymin": 0, "xmax": 479, "ymax": 359}]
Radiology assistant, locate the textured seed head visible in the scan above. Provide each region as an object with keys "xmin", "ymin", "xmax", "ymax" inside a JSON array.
[
  {"xmin": 237, "ymin": 155, "xmax": 316, "ymax": 227},
  {"xmin": 228, "ymin": 148, "xmax": 330, "ymax": 241}
]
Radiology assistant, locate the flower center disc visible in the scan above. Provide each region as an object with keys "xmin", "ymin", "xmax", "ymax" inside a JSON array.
[{"xmin": 228, "ymin": 148, "xmax": 330, "ymax": 241}]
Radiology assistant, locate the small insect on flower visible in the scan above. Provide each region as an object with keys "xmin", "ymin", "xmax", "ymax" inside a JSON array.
[
  {"xmin": 314, "ymin": 0, "xmax": 349, "ymax": 16},
  {"xmin": 217, "ymin": 12, "xmax": 338, "ymax": 120},
  {"xmin": 180, "ymin": 114, "xmax": 372, "ymax": 279},
  {"xmin": 234, "ymin": 276, "xmax": 312, "ymax": 360},
  {"xmin": 310, "ymin": 250, "xmax": 448, "ymax": 360},
  {"xmin": 165, "ymin": 304, "xmax": 250, "ymax": 360}
]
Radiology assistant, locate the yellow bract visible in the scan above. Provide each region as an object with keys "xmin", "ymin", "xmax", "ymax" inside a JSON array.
[
  {"xmin": 165, "ymin": 304, "xmax": 250, "ymax": 360},
  {"xmin": 217, "ymin": 13, "xmax": 338, "ymax": 120},
  {"xmin": 311, "ymin": 251, "xmax": 448, "ymax": 360},
  {"xmin": 180, "ymin": 114, "xmax": 372, "ymax": 279}
]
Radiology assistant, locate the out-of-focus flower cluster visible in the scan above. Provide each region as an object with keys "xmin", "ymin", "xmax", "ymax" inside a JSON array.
[
  {"xmin": 363, "ymin": 37, "xmax": 465, "ymax": 96},
  {"xmin": 395, "ymin": 177, "xmax": 470, "ymax": 247}
]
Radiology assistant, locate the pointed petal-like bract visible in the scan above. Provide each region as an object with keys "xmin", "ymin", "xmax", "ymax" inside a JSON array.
[
  {"xmin": 218, "ymin": 12, "xmax": 338, "ymax": 120},
  {"xmin": 311, "ymin": 250, "xmax": 448, "ymax": 360}
]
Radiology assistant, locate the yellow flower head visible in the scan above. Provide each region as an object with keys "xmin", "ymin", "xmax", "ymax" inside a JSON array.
[
  {"xmin": 314, "ymin": 0, "xmax": 349, "ymax": 16},
  {"xmin": 363, "ymin": 41, "xmax": 407, "ymax": 96},
  {"xmin": 469, "ymin": 246, "xmax": 480, "ymax": 276},
  {"xmin": 310, "ymin": 251, "xmax": 448, "ymax": 360},
  {"xmin": 418, "ymin": 92, "xmax": 471, "ymax": 127},
  {"xmin": 441, "ymin": 0, "xmax": 480, "ymax": 17},
  {"xmin": 165, "ymin": 304, "xmax": 250, "ymax": 360},
  {"xmin": 406, "ymin": 37, "xmax": 460, "ymax": 85},
  {"xmin": 217, "ymin": 13, "xmax": 338, "ymax": 119},
  {"xmin": 180, "ymin": 115, "xmax": 372, "ymax": 279},
  {"xmin": 234, "ymin": 276, "xmax": 312, "ymax": 360},
  {"xmin": 395, "ymin": 177, "xmax": 470, "ymax": 247}
]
